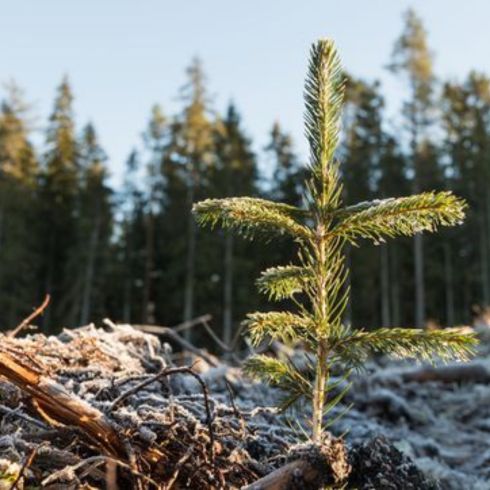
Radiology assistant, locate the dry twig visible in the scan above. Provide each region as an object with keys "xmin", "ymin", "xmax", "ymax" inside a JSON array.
[
  {"xmin": 8, "ymin": 444, "xmax": 40, "ymax": 490},
  {"xmin": 9, "ymin": 294, "xmax": 50, "ymax": 338}
]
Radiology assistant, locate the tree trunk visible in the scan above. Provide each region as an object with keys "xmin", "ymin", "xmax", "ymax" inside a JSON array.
[
  {"xmin": 80, "ymin": 210, "xmax": 100, "ymax": 325},
  {"xmin": 486, "ymin": 190, "xmax": 490, "ymax": 305},
  {"xmin": 142, "ymin": 211, "xmax": 154, "ymax": 324},
  {"xmin": 123, "ymin": 219, "xmax": 134, "ymax": 323},
  {"xmin": 183, "ymin": 162, "xmax": 197, "ymax": 341},
  {"xmin": 414, "ymin": 233, "xmax": 425, "ymax": 327},
  {"xmin": 444, "ymin": 242, "xmax": 455, "ymax": 326},
  {"xmin": 479, "ymin": 210, "xmax": 490, "ymax": 306},
  {"xmin": 390, "ymin": 245, "xmax": 401, "ymax": 325},
  {"xmin": 380, "ymin": 244, "xmax": 390, "ymax": 326},
  {"xmin": 43, "ymin": 233, "xmax": 55, "ymax": 331},
  {"xmin": 222, "ymin": 231, "xmax": 233, "ymax": 347}
]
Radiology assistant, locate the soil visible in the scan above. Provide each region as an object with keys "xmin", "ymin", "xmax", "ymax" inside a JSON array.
[{"xmin": 0, "ymin": 321, "xmax": 487, "ymax": 489}]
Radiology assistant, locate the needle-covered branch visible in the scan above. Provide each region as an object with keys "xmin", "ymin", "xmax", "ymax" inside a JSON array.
[
  {"xmin": 244, "ymin": 355, "xmax": 311, "ymax": 410},
  {"xmin": 332, "ymin": 191, "xmax": 466, "ymax": 244},
  {"xmin": 193, "ymin": 197, "xmax": 311, "ymax": 240},
  {"xmin": 304, "ymin": 40, "xmax": 344, "ymax": 210},
  {"xmin": 333, "ymin": 326, "xmax": 477, "ymax": 368},
  {"xmin": 257, "ymin": 265, "xmax": 311, "ymax": 300},
  {"xmin": 244, "ymin": 311, "xmax": 314, "ymax": 346}
]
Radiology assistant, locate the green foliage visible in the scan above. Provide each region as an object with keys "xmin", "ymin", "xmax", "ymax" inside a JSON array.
[
  {"xmin": 333, "ymin": 325, "xmax": 475, "ymax": 367},
  {"xmin": 193, "ymin": 38, "xmax": 477, "ymax": 441},
  {"xmin": 0, "ymin": 84, "xmax": 40, "ymax": 324},
  {"xmin": 245, "ymin": 311, "xmax": 313, "ymax": 346},
  {"xmin": 257, "ymin": 265, "xmax": 309, "ymax": 300},
  {"xmin": 193, "ymin": 197, "xmax": 310, "ymax": 240},
  {"xmin": 243, "ymin": 355, "xmax": 311, "ymax": 410},
  {"xmin": 334, "ymin": 191, "xmax": 466, "ymax": 245}
]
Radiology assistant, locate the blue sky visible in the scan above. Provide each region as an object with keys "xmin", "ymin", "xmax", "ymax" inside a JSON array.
[{"xmin": 1, "ymin": 1, "xmax": 488, "ymax": 184}]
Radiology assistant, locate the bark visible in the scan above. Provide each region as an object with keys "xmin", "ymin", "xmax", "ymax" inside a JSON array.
[
  {"xmin": 242, "ymin": 438, "xmax": 350, "ymax": 490},
  {"xmin": 390, "ymin": 245, "xmax": 401, "ymax": 325},
  {"xmin": 43, "ymin": 233, "xmax": 55, "ymax": 330},
  {"xmin": 0, "ymin": 350, "xmax": 125, "ymax": 458},
  {"xmin": 486, "ymin": 190, "xmax": 490, "ymax": 304},
  {"xmin": 123, "ymin": 219, "xmax": 134, "ymax": 323},
  {"xmin": 444, "ymin": 242, "xmax": 455, "ymax": 326},
  {"xmin": 241, "ymin": 459, "xmax": 322, "ymax": 490},
  {"xmin": 134, "ymin": 322, "xmax": 218, "ymax": 367},
  {"xmin": 380, "ymin": 244, "xmax": 390, "ymax": 327},
  {"xmin": 142, "ymin": 210, "xmax": 154, "ymax": 324},
  {"xmin": 223, "ymin": 231, "xmax": 233, "ymax": 347},
  {"xmin": 414, "ymin": 233, "xmax": 425, "ymax": 328},
  {"xmin": 409, "ymin": 89, "xmax": 426, "ymax": 329},
  {"xmin": 479, "ymin": 211, "xmax": 490, "ymax": 306},
  {"xmin": 183, "ymin": 161, "xmax": 197, "ymax": 341},
  {"xmin": 80, "ymin": 210, "xmax": 100, "ymax": 325}
]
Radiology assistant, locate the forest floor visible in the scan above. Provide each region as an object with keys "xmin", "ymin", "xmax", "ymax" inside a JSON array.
[{"xmin": 0, "ymin": 319, "xmax": 488, "ymax": 489}]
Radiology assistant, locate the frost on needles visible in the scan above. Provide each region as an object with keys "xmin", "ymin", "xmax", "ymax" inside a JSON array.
[{"xmin": 193, "ymin": 39, "xmax": 477, "ymax": 442}]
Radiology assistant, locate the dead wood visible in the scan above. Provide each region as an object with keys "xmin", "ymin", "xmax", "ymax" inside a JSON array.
[
  {"xmin": 398, "ymin": 361, "xmax": 490, "ymax": 384},
  {"xmin": 133, "ymin": 322, "xmax": 220, "ymax": 366},
  {"xmin": 242, "ymin": 437, "xmax": 350, "ymax": 490},
  {"xmin": 241, "ymin": 459, "xmax": 321, "ymax": 490},
  {"xmin": 135, "ymin": 314, "xmax": 244, "ymax": 363},
  {"xmin": 0, "ymin": 349, "xmax": 126, "ymax": 458},
  {"xmin": 0, "ymin": 324, "xmax": 261, "ymax": 488},
  {"xmin": 8, "ymin": 294, "xmax": 50, "ymax": 338},
  {"xmin": 7, "ymin": 445, "xmax": 38, "ymax": 490}
]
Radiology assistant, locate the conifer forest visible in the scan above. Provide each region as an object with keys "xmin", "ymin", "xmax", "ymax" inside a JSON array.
[{"xmin": 0, "ymin": 6, "xmax": 490, "ymax": 490}]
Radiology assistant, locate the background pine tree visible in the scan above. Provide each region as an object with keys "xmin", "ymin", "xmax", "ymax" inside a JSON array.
[
  {"xmin": 39, "ymin": 76, "xmax": 80, "ymax": 329},
  {"xmin": 0, "ymin": 8, "xmax": 489, "ymax": 346},
  {"xmin": 77, "ymin": 123, "xmax": 112, "ymax": 325},
  {"xmin": 388, "ymin": 8, "xmax": 435, "ymax": 328},
  {"xmin": 0, "ymin": 83, "xmax": 39, "ymax": 325}
]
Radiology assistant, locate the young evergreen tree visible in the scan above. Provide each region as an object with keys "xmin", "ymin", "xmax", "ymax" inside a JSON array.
[{"xmin": 194, "ymin": 39, "xmax": 476, "ymax": 441}]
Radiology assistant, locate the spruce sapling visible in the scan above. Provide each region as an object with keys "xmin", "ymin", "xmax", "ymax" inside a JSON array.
[{"xmin": 193, "ymin": 39, "xmax": 477, "ymax": 442}]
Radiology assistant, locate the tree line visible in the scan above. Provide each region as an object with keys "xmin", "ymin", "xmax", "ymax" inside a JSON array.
[{"xmin": 0, "ymin": 9, "xmax": 489, "ymax": 339}]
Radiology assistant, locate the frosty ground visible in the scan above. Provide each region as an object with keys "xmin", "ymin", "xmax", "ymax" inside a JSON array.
[{"xmin": 0, "ymin": 321, "xmax": 488, "ymax": 489}]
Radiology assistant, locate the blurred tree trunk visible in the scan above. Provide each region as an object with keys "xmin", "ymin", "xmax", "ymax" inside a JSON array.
[
  {"xmin": 390, "ymin": 245, "xmax": 401, "ymax": 325},
  {"xmin": 223, "ymin": 231, "xmax": 233, "ymax": 346},
  {"xmin": 142, "ymin": 211, "xmax": 154, "ymax": 324},
  {"xmin": 444, "ymin": 242, "xmax": 454, "ymax": 326},
  {"xmin": 80, "ymin": 210, "xmax": 100, "ymax": 325},
  {"xmin": 380, "ymin": 244, "xmax": 390, "ymax": 326},
  {"xmin": 183, "ymin": 166, "xmax": 196, "ymax": 339}
]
